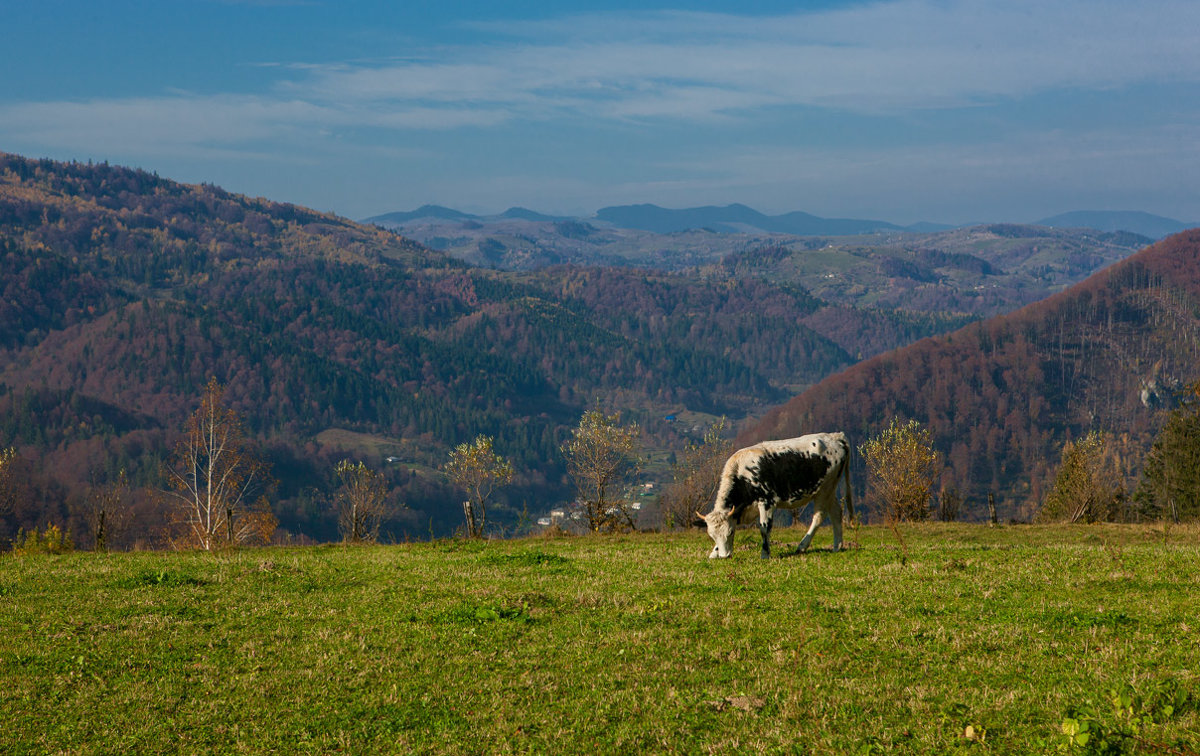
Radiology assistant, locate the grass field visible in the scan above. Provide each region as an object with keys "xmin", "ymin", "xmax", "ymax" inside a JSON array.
[{"xmin": 2, "ymin": 523, "xmax": 1198, "ymax": 754}]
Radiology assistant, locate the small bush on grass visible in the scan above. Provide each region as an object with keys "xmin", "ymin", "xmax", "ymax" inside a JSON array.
[{"xmin": 11, "ymin": 523, "xmax": 74, "ymax": 555}]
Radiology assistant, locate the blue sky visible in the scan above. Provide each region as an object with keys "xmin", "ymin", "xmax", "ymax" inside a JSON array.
[{"xmin": 3, "ymin": 0, "xmax": 1199, "ymax": 225}]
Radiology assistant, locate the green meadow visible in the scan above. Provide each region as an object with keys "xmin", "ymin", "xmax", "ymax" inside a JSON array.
[{"xmin": 2, "ymin": 524, "xmax": 1198, "ymax": 754}]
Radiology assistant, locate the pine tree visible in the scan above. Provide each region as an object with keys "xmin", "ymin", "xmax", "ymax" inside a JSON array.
[{"xmin": 1136, "ymin": 381, "xmax": 1200, "ymax": 522}]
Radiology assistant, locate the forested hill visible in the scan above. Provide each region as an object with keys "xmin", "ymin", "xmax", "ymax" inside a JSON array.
[
  {"xmin": 0, "ymin": 153, "xmax": 855, "ymax": 541},
  {"xmin": 747, "ymin": 229, "xmax": 1200, "ymax": 522}
]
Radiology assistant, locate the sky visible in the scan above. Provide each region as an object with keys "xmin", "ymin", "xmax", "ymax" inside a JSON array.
[{"xmin": 3, "ymin": 0, "xmax": 1200, "ymax": 225}]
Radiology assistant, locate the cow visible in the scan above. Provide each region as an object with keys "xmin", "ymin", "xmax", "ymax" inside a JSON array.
[{"xmin": 697, "ymin": 432, "xmax": 853, "ymax": 559}]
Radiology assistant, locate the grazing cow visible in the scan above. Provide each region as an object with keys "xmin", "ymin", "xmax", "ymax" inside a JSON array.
[{"xmin": 697, "ymin": 432, "xmax": 853, "ymax": 559}]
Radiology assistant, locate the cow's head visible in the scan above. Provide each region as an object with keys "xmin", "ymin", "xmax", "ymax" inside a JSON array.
[{"xmin": 697, "ymin": 509, "xmax": 734, "ymax": 558}]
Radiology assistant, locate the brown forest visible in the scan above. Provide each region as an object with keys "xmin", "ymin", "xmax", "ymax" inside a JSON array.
[
  {"xmin": 0, "ymin": 152, "xmax": 1188, "ymax": 543},
  {"xmin": 749, "ymin": 230, "xmax": 1200, "ymax": 521}
]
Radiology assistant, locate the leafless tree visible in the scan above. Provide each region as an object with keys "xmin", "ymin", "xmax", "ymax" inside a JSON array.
[
  {"xmin": 659, "ymin": 418, "xmax": 733, "ymax": 530},
  {"xmin": 937, "ymin": 486, "xmax": 962, "ymax": 522},
  {"xmin": 163, "ymin": 378, "xmax": 275, "ymax": 550},
  {"xmin": 86, "ymin": 469, "xmax": 131, "ymax": 551},
  {"xmin": 0, "ymin": 446, "xmax": 16, "ymax": 516}
]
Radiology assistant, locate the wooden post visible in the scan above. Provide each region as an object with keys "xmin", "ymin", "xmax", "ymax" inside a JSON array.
[{"xmin": 987, "ymin": 492, "xmax": 998, "ymax": 527}]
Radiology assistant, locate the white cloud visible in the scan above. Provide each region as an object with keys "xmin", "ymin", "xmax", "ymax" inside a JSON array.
[
  {"xmin": 5, "ymin": 0, "xmax": 1198, "ymax": 152},
  {"xmin": 3, "ymin": 0, "xmax": 1198, "ymax": 221}
]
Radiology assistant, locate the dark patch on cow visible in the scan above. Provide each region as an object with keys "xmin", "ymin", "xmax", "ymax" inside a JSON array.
[
  {"xmin": 757, "ymin": 450, "xmax": 832, "ymax": 502},
  {"xmin": 725, "ymin": 450, "xmax": 831, "ymax": 517}
]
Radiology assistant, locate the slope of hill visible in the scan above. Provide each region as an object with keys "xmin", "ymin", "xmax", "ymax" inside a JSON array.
[
  {"xmin": 1035, "ymin": 210, "xmax": 1192, "ymax": 239},
  {"xmin": 747, "ymin": 230, "xmax": 1200, "ymax": 522},
  {"xmin": 0, "ymin": 153, "xmax": 854, "ymax": 542}
]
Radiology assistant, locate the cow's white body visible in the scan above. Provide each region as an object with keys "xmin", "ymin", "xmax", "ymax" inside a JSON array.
[{"xmin": 700, "ymin": 432, "xmax": 853, "ymax": 558}]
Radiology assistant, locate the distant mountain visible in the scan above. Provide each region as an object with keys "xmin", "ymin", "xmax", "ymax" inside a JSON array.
[
  {"xmin": 364, "ymin": 205, "xmax": 568, "ymax": 226},
  {"xmin": 745, "ymin": 229, "xmax": 1200, "ymax": 523},
  {"xmin": 594, "ymin": 203, "xmax": 906, "ymax": 235},
  {"xmin": 500, "ymin": 207, "xmax": 569, "ymax": 222},
  {"xmin": 1035, "ymin": 211, "xmax": 1193, "ymax": 239},
  {"xmin": 364, "ymin": 205, "xmax": 475, "ymax": 224}
]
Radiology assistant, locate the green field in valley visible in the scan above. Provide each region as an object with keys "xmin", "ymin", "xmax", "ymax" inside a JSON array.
[{"xmin": 2, "ymin": 523, "xmax": 1198, "ymax": 754}]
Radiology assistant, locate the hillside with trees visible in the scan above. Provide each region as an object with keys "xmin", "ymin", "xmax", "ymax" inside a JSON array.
[
  {"xmin": 747, "ymin": 230, "xmax": 1200, "ymax": 522},
  {"xmin": 0, "ymin": 152, "xmax": 1180, "ymax": 543},
  {"xmin": 0, "ymin": 153, "xmax": 852, "ymax": 543}
]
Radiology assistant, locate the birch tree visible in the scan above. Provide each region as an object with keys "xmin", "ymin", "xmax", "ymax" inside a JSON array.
[{"xmin": 164, "ymin": 378, "xmax": 275, "ymax": 550}]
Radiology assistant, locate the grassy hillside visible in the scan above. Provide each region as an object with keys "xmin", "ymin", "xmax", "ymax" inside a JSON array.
[{"xmin": 2, "ymin": 525, "xmax": 1198, "ymax": 754}]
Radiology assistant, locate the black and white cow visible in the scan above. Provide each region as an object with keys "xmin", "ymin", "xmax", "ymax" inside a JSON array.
[{"xmin": 698, "ymin": 432, "xmax": 853, "ymax": 559}]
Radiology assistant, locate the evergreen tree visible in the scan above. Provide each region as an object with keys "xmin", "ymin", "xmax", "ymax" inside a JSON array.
[{"xmin": 1136, "ymin": 381, "xmax": 1200, "ymax": 522}]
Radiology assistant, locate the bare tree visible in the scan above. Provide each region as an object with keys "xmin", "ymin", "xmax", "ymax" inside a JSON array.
[
  {"xmin": 860, "ymin": 418, "xmax": 941, "ymax": 523},
  {"xmin": 937, "ymin": 486, "xmax": 962, "ymax": 522},
  {"xmin": 561, "ymin": 409, "xmax": 641, "ymax": 532},
  {"xmin": 164, "ymin": 378, "xmax": 275, "ymax": 550},
  {"xmin": 87, "ymin": 469, "xmax": 131, "ymax": 552},
  {"xmin": 0, "ymin": 446, "xmax": 16, "ymax": 516},
  {"xmin": 334, "ymin": 460, "xmax": 390, "ymax": 543},
  {"xmin": 659, "ymin": 418, "xmax": 733, "ymax": 530},
  {"xmin": 444, "ymin": 435, "xmax": 514, "ymax": 538}
]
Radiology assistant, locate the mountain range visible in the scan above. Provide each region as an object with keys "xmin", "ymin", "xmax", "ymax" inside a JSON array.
[
  {"xmin": 1, "ymin": 152, "xmax": 1195, "ymax": 543},
  {"xmin": 367, "ymin": 203, "xmax": 1192, "ymax": 241}
]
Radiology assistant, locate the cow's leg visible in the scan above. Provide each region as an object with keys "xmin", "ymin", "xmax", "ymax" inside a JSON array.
[
  {"xmin": 758, "ymin": 502, "xmax": 773, "ymax": 559},
  {"xmin": 796, "ymin": 508, "xmax": 825, "ymax": 552},
  {"xmin": 828, "ymin": 496, "xmax": 844, "ymax": 552}
]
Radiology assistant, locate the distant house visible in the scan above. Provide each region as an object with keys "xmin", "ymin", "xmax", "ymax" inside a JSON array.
[
  {"xmin": 384, "ymin": 456, "xmax": 401, "ymax": 463},
  {"xmin": 549, "ymin": 508, "xmax": 567, "ymax": 522},
  {"xmin": 536, "ymin": 517, "xmax": 552, "ymax": 527}
]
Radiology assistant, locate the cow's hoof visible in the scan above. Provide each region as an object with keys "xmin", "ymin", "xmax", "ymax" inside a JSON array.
[{"xmin": 760, "ymin": 551, "xmax": 770, "ymax": 560}]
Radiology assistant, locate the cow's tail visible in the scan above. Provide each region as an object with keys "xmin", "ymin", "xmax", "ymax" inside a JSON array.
[{"xmin": 841, "ymin": 436, "xmax": 855, "ymax": 523}]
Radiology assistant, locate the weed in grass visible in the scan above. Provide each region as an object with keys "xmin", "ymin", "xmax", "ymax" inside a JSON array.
[
  {"xmin": 480, "ymin": 549, "xmax": 572, "ymax": 570},
  {"xmin": 1101, "ymin": 538, "xmax": 1134, "ymax": 579},
  {"xmin": 116, "ymin": 569, "xmax": 208, "ymax": 588},
  {"xmin": 1059, "ymin": 681, "xmax": 1196, "ymax": 755},
  {"xmin": 439, "ymin": 602, "xmax": 534, "ymax": 626}
]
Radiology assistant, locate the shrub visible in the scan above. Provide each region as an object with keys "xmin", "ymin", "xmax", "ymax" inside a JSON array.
[{"xmin": 12, "ymin": 523, "xmax": 75, "ymax": 555}]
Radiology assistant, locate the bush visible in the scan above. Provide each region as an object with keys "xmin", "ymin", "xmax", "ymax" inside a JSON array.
[
  {"xmin": 860, "ymin": 418, "xmax": 941, "ymax": 522},
  {"xmin": 11, "ymin": 523, "xmax": 74, "ymax": 555},
  {"xmin": 1039, "ymin": 431, "xmax": 1124, "ymax": 523}
]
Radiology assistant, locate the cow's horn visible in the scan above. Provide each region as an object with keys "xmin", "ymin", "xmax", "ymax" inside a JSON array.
[{"xmin": 695, "ymin": 510, "xmax": 706, "ymax": 520}]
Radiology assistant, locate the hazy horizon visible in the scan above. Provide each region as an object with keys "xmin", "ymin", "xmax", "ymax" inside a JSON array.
[{"xmin": 5, "ymin": 0, "xmax": 1200, "ymax": 225}]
